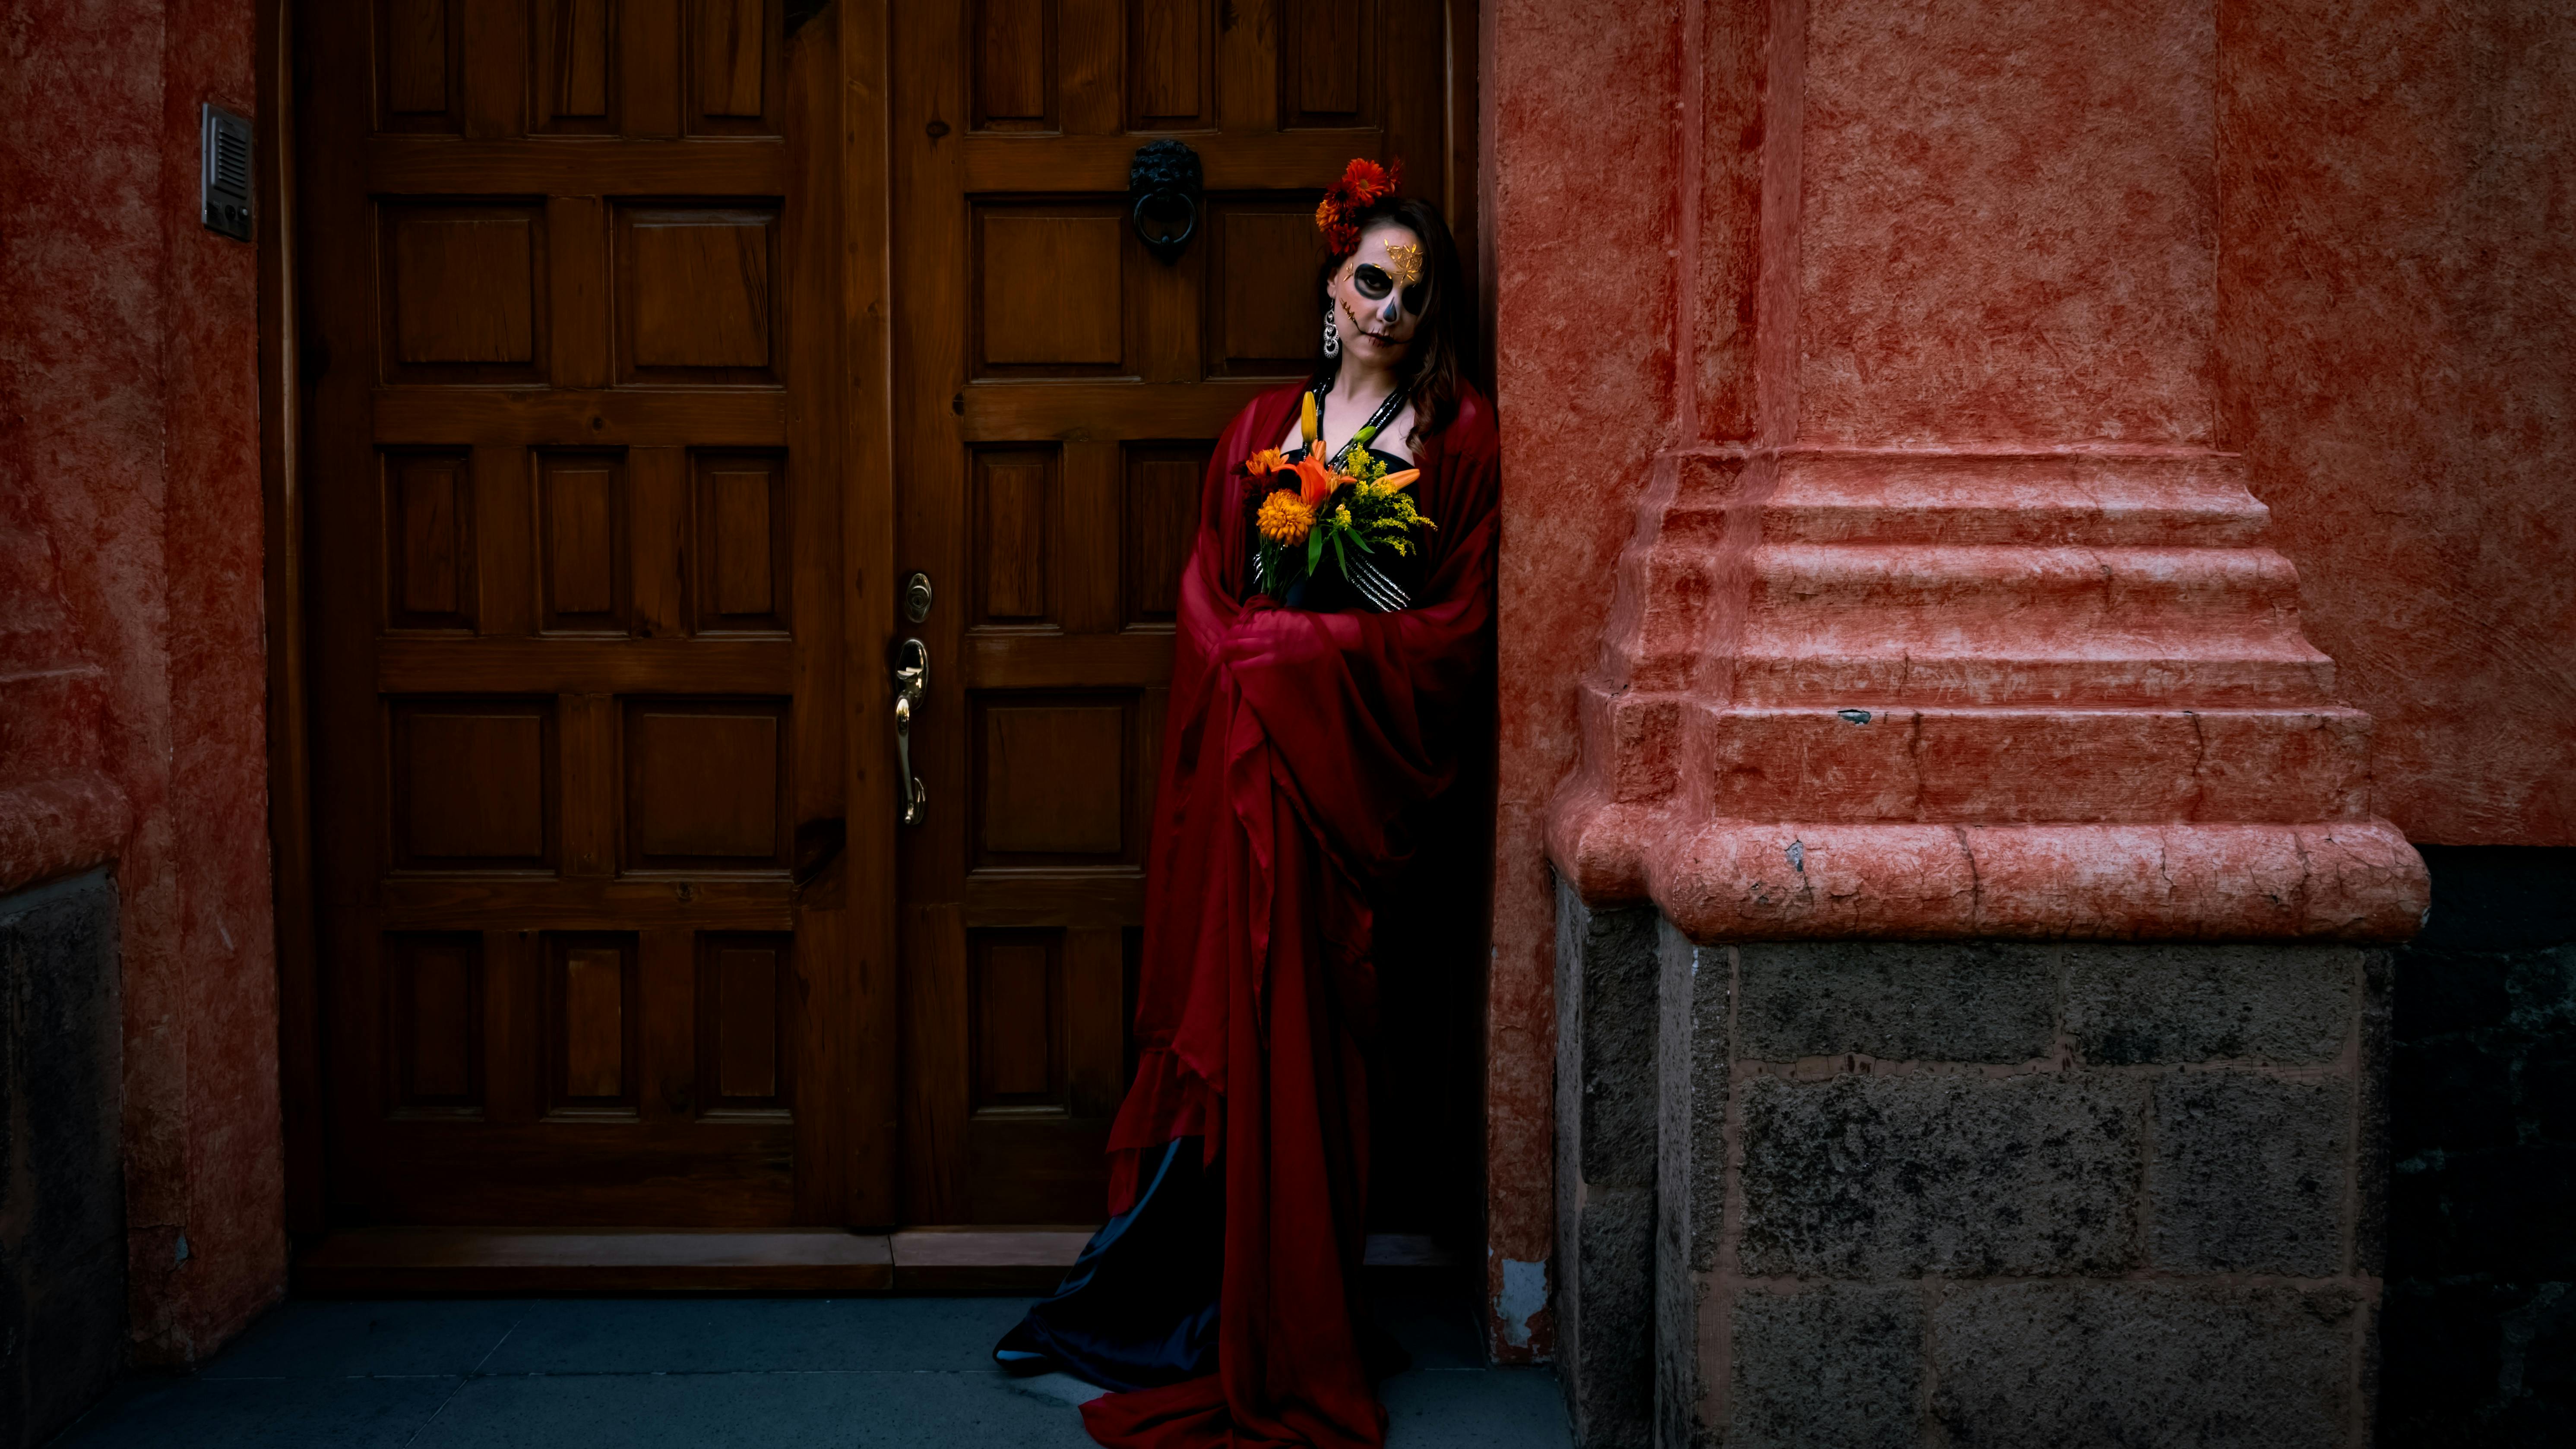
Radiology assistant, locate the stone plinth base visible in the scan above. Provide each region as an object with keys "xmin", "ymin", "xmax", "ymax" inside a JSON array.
[
  {"xmin": 1556, "ymin": 879, "xmax": 2387, "ymax": 1449},
  {"xmin": 0, "ymin": 870, "xmax": 126, "ymax": 1448}
]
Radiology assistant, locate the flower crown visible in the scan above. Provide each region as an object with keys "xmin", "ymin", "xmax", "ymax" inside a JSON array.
[{"xmin": 1315, "ymin": 156, "xmax": 1404, "ymax": 257}]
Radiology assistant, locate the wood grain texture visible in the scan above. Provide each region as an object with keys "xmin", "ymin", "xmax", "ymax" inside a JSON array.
[
  {"xmin": 387, "ymin": 452, "xmax": 476, "ymax": 630},
  {"xmin": 534, "ymin": 0, "xmax": 615, "ymax": 132},
  {"xmin": 962, "ymin": 870, "xmax": 1143, "ymax": 929},
  {"xmin": 459, "ymin": 0, "xmax": 530, "ymax": 138},
  {"xmin": 373, "ymin": 389, "xmax": 788, "ymax": 448},
  {"xmin": 973, "ymin": 448, "xmax": 1054, "ymax": 623},
  {"xmin": 1059, "ymin": 0, "xmax": 1120, "ymax": 134},
  {"xmin": 694, "ymin": 0, "xmax": 767, "ymax": 118},
  {"xmin": 390, "ymin": 699, "xmax": 554, "ymax": 865},
  {"xmin": 377, "ymin": 637, "xmax": 793, "ymax": 693},
  {"xmin": 977, "ymin": 699, "xmax": 1129, "ymax": 860},
  {"xmin": 1122, "ymin": 445, "xmax": 1204, "ymax": 624},
  {"xmin": 1215, "ymin": 0, "xmax": 1279, "ymax": 131},
  {"xmin": 390, "ymin": 933, "xmax": 482, "ymax": 1108},
  {"xmin": 366, "ymin": 139, "xmax": 789, "ymax": 194},
  {"xmin": 560, "ymin": 691, "xmax": 619, "ymax": 877},
  {"xmin": 697, "ymin": 455, "xmax": 790, "ymax": 631},
  {"xmin": 688, "ymin": 0, "xmax": 781, "ymax": 134},
  {"xmin": 972, "ymin": 930, "xmax": 1063, "ymax": 1107},
  {"xmin": 975, "ymin": 0, "xmax": 1054, "ymax": 130},
  {"xmin": 383, "ymin": 0, "xmax": 454, "ymax": 119},
  {"xmin": 1129, "ymin": 0, "xmax": 1207, "ymax": 129},
  {"xmin": 621, "ymin": 208, "xmax": 780, "ymax": 383},
  {"xmin": 624, "ymin": 699, "xmax": 790, "ymax": 866},
  {"xmin": 387, "ymin": 210, "xmax": 541, "ymax": 371},
  {"xmin": 294, "ymin": 0, "xmax": 869, "ymax": 1240},
  {"xmin": 380, "ymin": 876, "xmax": 794, "ymax": 929},
  {"xmin": 976, "ymin": 209, "xmax": 1126, "ymax": 372},
  {"xmin": 830, "ymin": 0, "xmax": 902, "ymax": 1229},
  {"xmin": 962, "ymin": 131, "xmax": 1358, "ymax": 191},
  {"xmin": 706, "ymin": 935, "xmax": 788, "ymax": 1105},
  {"xmin": 621, "ymin": 0, "xmax": 684, "ymax": 136},
  {"xmin": 538, "ymin": 453, "xmax": 627, "ymax": 630},
  {"xmin": 964, "ymin": 631, "xmax": 1174, "ymax": 689},
  {"xmin": 1210, "ymin": 203, "xmax": 1322, "ymax": 376},
  {"xmin": 547, "ymin": 933, "xmax": 639, "ymax": 1111},
  {"xmin": 546, "ymin": 196, "xmax": 613, "ymax": 385},
  {"xmin": 961, "ymin": 380, "xmax": 1274, "ymax": 442}
]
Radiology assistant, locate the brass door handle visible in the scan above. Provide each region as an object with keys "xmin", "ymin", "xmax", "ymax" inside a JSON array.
[{"xmin": 892, "ymin": 637, "xmax": 929, "ymax": 826}]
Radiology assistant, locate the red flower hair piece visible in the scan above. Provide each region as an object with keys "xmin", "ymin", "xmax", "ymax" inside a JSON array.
[{"xmin": 1314, "ymin": 156, "xmax": 1403, "ymax": 256}]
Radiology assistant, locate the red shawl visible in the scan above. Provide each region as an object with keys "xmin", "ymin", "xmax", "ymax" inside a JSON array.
[{"xmin": 1079, "ymin": 383, "xmax": 1501, "ymax": 1449}]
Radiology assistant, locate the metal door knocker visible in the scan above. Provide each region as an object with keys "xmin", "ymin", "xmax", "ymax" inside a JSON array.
[{"xmin": 1130, "ymin": 139, "xmax": 1203, "ymax": 265}]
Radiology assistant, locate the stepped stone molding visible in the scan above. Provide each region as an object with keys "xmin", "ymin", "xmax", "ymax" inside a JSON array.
[{"xmin": 1547, "ymin": 444, "xmax": 2430, "ymax": 940}]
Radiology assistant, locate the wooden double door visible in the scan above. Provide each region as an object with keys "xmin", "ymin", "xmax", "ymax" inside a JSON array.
[{"xmin": 294, "ymin": 0, "xmax": 1467, "ymax": 1243}]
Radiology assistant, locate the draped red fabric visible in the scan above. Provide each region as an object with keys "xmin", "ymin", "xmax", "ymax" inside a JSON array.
[{"xmin": 1078, "ymin": 382, "xmax": 1500, "ymax": 1449}]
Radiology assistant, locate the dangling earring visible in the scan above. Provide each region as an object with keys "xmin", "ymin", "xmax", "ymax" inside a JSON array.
[{"xmin": 1322, "ymin": 307, "xmax": 1341, "ymax": 358}]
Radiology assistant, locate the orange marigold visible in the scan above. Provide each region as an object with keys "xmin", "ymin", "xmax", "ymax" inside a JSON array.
[{"xmin": 1256, "ymin": 490, "xmax": 1316, "ymax": 545}]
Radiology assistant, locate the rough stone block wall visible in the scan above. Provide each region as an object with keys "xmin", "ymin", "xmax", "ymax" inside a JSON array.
[
  {"xmin": 1556, "ymin": 883, "xmax": 1658, "ymax": 1445},
  {"xmin": 2379, "ymin": 846, "xmax": 2576, "ymax": 1446},
  {"xmin": 0, "ymin": 871, "xmax": 126, "ymax": 1447},
  {"xmin": 1557, "ymin": 880, "xmax": 2389, "ymax": 1448}
]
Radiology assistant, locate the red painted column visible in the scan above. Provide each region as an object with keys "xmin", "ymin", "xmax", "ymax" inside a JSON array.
[
  {"xmin": 1487, "ymin": 0, "xmax": 2431, "ymax": 1362},
  {"xmin": 1548, "ymin": 0, "xmax": 2426, "ymax": 936}
]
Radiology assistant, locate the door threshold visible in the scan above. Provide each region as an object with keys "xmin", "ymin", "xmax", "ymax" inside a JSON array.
[
  {"xmin": 294, "ymin": 1227, "xmax": 1463, "ymax": 1294},
  {"xmin": 294, "ymin": 1227, "xmax": 1094, "ymax": 1294}
]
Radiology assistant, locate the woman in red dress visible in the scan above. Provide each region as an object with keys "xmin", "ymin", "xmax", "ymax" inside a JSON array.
[{"xmin": 996, "ymin": 165, "xmax": 1500, "ymax": 1449}]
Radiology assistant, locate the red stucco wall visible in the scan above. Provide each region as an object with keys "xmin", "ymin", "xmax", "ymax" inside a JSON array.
[
  {"xmin": 1482, "ymin": 0, "xmax": 2573, "ymax": 1355},
  {"xmin": 1, "ymin": 0, "xmax": 285, "ymax": 1365},
  {"xmin": 1481, "ymin": 0, "xmax": 1687, "ymax": 1359},
  {"xmin": 2220, "ymin": 0, "xmax": 2576, "ymax": 845}
]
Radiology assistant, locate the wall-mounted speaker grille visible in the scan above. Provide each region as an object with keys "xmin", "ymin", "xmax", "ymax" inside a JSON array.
[{"xmin": 202, "ymin": 104, "xmax": 253, "ymax": 242}]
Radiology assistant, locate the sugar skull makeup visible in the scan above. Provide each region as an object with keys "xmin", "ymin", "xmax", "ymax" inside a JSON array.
[
  {"xmin": 1380, "ymin": 241, "xmax": 1424, "ymax": 288},
  {"xmin": 1338, "ymin": 227, "xmax": 1427, "ymax": 339}
]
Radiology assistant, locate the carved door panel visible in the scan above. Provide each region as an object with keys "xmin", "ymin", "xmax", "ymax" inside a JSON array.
[
  {"xmin": 891, "ymin": 0, "xmax": 1465, "ymax": 1223},
  {"xmin": 300, "ymin": 0, "xmax": 886, "ymax": 1228}
]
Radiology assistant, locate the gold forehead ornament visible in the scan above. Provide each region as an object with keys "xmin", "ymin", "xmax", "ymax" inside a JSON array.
[{"xmin": 1383, "ymin": 241, "xmax": 1424, "ymax": 288}]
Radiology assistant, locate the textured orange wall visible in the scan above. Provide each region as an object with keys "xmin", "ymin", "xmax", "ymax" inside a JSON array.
[
  {"xmin": 1, "ymin": 0, "xmax": 285, "ymax": 1366},
  {"xmin": 1481, "ymin": 0, "xmax": 1686, "ymax": 1360},
  {"xmin": 1480, "ymin": 0, "xmax": 2570, "ymax": 1357},
  {"xmin": 1800, "ymin": 0, "xmax": 2218, "ymax": 445},
  {"xmin": 2219, "ymin": 0, "xmax": 2576, "ymax": 845}
]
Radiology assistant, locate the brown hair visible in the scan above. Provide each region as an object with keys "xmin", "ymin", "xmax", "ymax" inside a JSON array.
[{"xmin": 1312, "ymin": 194, "xmax": 1471, "ymax": 452}]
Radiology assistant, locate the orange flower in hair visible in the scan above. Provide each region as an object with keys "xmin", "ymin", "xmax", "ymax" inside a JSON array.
[{"xmin": 1314, "ymin": 157, "xmax": 1404, "ymax": 256}]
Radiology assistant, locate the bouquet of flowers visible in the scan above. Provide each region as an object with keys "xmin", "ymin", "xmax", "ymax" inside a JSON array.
[{"xmin": 1242, "ymin": 394, "xmax": 1435, "ymax": 611}]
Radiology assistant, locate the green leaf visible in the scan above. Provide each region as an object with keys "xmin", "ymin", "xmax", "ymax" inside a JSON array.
[{"xmin": 1307, "ymin": 526, "xmax": 1326, "ymax": 575}]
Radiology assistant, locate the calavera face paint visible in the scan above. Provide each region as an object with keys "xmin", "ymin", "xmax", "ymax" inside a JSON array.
[
  {"xmin": 1333, "ymin": 224, "xmax": 1427, "ymax": 355},
  {"xmin": 1380, "ymin": 241, "xmax": 1424, "ymax": 288}
]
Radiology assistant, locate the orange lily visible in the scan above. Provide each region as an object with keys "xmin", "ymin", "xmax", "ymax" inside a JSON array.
[
  {"xmin": 1378, "ymin": 468, "xmax": 1421, "ymax": 492},
  {"xmin": 1289, "ymin": 454, "xmax": 1339, "ymax": 510},
  {"xmin": 1245, "ymin": 447, "xmax": 1288, "ymax": 478}
]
